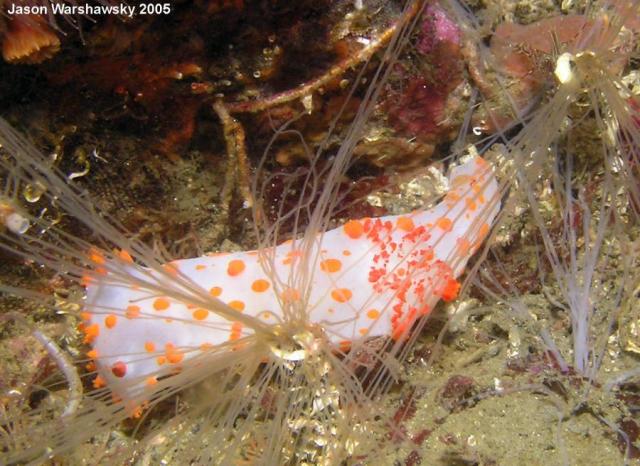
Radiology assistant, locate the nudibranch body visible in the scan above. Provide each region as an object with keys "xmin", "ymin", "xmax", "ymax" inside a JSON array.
[{"xmin": 83, "ymin": 155, "xmax": 500, "ymax": 399}]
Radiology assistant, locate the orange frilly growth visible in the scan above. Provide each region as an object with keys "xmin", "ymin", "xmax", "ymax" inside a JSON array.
[{"xmin": 2, "ymin": 14, "xmax": 60, "ymax": 64}]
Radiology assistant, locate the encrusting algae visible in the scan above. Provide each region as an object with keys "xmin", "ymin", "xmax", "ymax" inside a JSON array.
[{"xmin": 1, "ymin": 0, "xmax": 640, "ymax": 464}]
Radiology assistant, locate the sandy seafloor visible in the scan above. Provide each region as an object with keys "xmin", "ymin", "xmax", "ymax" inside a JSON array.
[{"xmin": 1, "ymin": 0, "xmax": 639, "ymax": 464}]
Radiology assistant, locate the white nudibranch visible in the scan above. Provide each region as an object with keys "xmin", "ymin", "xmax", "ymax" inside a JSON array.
[{"xmin": 82, "ymin": 155, "xmax": 500, "ymax": 401}]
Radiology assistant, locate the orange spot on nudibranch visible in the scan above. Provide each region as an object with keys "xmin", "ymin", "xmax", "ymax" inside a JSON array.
[
  {"xmin": 125, "ymin": 305, "xmax": 141, "ymax": 318},
  {"xmin": 104, "ymin": 315, "xmax": 117, "ymax": 329},
  {"xmin": 163, "ymin": 262, "xmax": 179, "ymax": 276},
  {"xmin": 227, "ymin": 259, "xmax": 245, "ymax": 276},
  {"xmin": 441, "ymin": 278, "xmax": 460, "ymax": 302},
  {"xmin": 251, "ymin": 279, "xmax": 270, "ymax": 292},
  {"xmin": 93, "ymin": 375, "xmax": 106, "ymax": 388},
  {"xmin": 88, "ymin": 247, "xmax": 105, "ymax": 265},
  {"xmin": 465, "ymin": 198, "xmax": 477, "ymax": 211},
  {"xmin": 343, "ymin": 220, "xmax": 364, "ymax": 239},
  {"xmin": 146, "ymin": 376, "xmax": 158, "ymax": 387},
  {"xmin": 86, "ymin": 349, "xmax": 98, "ymax": 359},
  {"xmin": 228, "ymin": 300, "xmax": 245, "ymax": 312},
  {"xmin": 229, "ymin": 322, "xmax": 243, "ymax": 341},
  {"xmin": 478, "ymin": 222, "xmax": 490, "ymax": 238},
  {"xmin": 436, "ymin": 217, "xmax": 453, "ymax": 232},
  {"xmin": 392, "ymin": 322, "xmax": 410, "ymax": 341},
  {"xmin": 282, "ymin": 249, "xmax": 302, "ymax": 265},
  {"xmin": 165, "ymin": 343, "xmax": 184, "ymax": 364},
  {"xmin": 457, "ymin": 237, "xmax": 471, "ymax": 253},
  {"xmin": 144, "ymin": 341, "xmax": 156, "ymax": 353},
  {"xmin": 195, "ymin": 264, "xmax": 207, "ymax": 271},
  {"xmin": 366, "ymin": 309, "xmax": 380, "ymax": 319},
  {"xmin": 331, "ymin": 288, "xmax": 352, "ymax": 303},
  {"xmin": 153, "ymin": 297, "xmax": 170, "ymax": 311},
  {"xmin": 320, "ymin": 258, "xmax": 342, "ymax": 273},
  {"xmin": 339, "ymin": 340, "xmax": 351, "ymax": 352},
  {"xmin": 343, "ymin": 250, "xmax": 351, "ymax": 256},
  {"xmin": 209, "ymin": 286, "xmax": 222, "ymax": 297},
  {"xmin": 117, "ymin": 249, "xmax": 134, "ymax": 263},
  {"xmin": 82, "ymin": 324, "xmax": 100, "ymax": 343},
  {"xmin": 130, "ymin": 403, "xmax": 147, "ymax": 419},
  {"xmin": 397, "ymin": 216, "xmax": 415, "ymax": 232},
  {"xmin": 193, "ymin": 308, "xmax": 209, "ymax": 320},
  {"xmin": 80, "ymin": 274, "xmax": 94, "ymax": 287},
  {"xmin": 359, "ymin": 328, "xmax": 368, "ymax": 336},
  {"xmin": 111, "ymin": 361, "xmax": 127, "ymax": 378},
  {"xmin": 156, "ymin": 356, "xmax": 166, "ymax": 366}
]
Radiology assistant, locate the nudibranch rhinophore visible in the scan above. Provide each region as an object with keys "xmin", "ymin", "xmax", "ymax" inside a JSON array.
[{"xmin": 82, "ymin": 155, "xmax": 500, "ymax": 400}]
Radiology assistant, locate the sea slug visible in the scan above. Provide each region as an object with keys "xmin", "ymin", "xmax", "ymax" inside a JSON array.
[{"xmin": 81, "ymin": 154, "xmax": 500, "ymax": 400}]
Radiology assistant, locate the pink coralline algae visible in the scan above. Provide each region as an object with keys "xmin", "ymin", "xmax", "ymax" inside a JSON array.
[
  {"xmin": 416, "ymin": 3, "xmax": 463, "ymax": 90},
  {"xmin": 417, "ymin": 4, "xmax": 461, "ymax": 62},
  {"xmin": 386, "ymin": 3, "xmax": 464, "ymax": 143}
]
